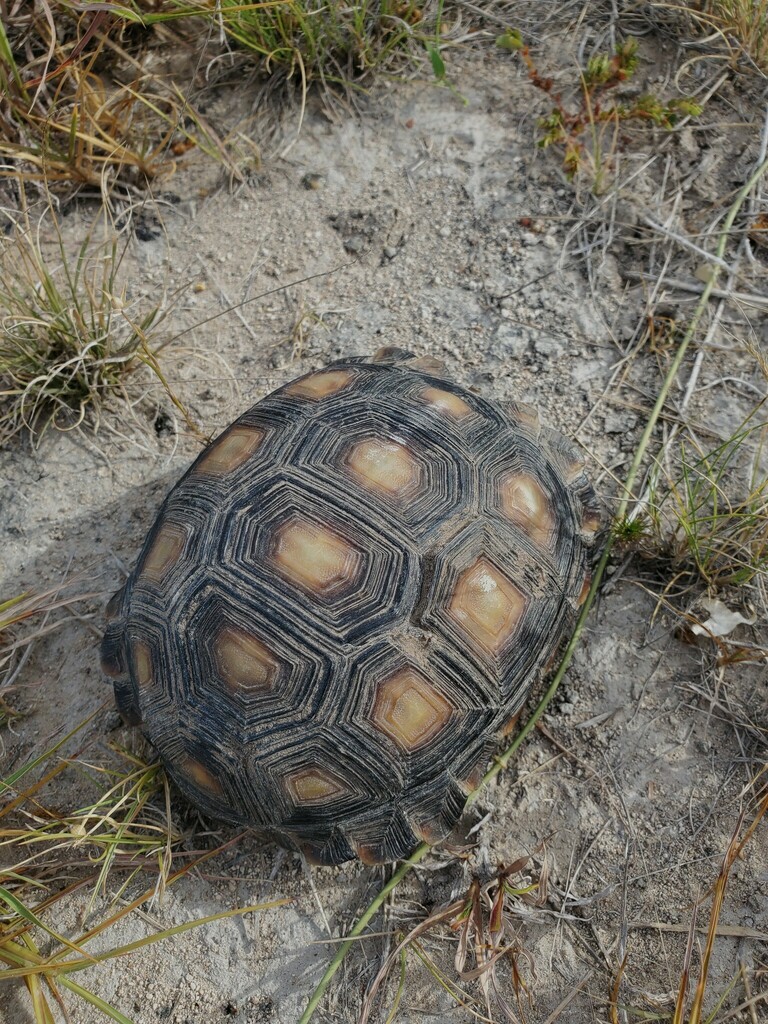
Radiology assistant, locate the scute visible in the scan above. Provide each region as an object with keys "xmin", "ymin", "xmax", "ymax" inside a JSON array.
[{"xmin": 102, "ymin": 347, "xmax": 599, "ymax": 865}]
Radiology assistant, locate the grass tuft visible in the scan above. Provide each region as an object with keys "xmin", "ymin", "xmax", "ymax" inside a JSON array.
[
  {"xmin": 164, "ymin": 0, "xmax": 437, "ymax": 85},
  {"xmin": 0, "ymin": 2, "xmax": 234, "ymax": 190},
  {"xmin": 680, "ymin": 1, "xmax": 768, "ymax": 73},
  {"xmin": 0, "ymin": 205, "xmax": 174, "ymax": 446},
  {"xmin": 647, "ymin": 419, "xmax": 768, "ymax": 590}
]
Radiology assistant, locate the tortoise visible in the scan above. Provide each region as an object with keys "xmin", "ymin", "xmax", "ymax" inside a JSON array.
[{"xmin": 101, "ymin": 347, "xmax": 599, "ymax": 865}]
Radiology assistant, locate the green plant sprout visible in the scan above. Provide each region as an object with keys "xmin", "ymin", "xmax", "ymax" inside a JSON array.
[{"xmin": 497, "ymin": 32, "xmax": 703, "ymax": 189}]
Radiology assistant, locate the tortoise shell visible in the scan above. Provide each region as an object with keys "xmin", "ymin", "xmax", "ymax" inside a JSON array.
[{"xmin": 101, "ymin": 347, "xmax": 599, "ymax": 865}]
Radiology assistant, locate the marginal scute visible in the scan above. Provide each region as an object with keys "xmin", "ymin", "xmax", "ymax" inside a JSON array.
[
  {"xmin": 285, "ymin": 368, "xmax": 355, "ymax": 400},
  {"xmin": 196, "ymin": 426, "xmax": 264, "ymax": 475},
  {"xmin": 505, "ymin": 401, "xmax": 539, "ymax": 429},
  {"xmin": 563, "ymin": 455, "xmax": 586, "ymax": 483},
  {"xmin": 501, "ymin": 710, "xmax": 520, "ymax": 737},
  {"xmin": 402, "ymin": 354, "xmax": 447, "ymax": 376},
  {"xmin": 141, "ymin": 523, "xmax": 186, "ymax": 583},
  {"xmin": 421, "ymin": 386, "xmax": 473, "ymax": 421},
  {"xmin": 285, "ymin": 766, "xmax": 348, "ymax": 805},
  {"xmin": 447, "ymin": 557, "xmax": 527, "ymax": 656},
  {"xmin": 100, "ymin": 629, "xmax": 126, "ymax": 679},
  {"xmin": 581, "ymin": 510, "xmax": 601, "ymax": 536},
  {"xmin": 458, "ymin": 758, "xmax": 487, "ymax": 794},
  {"xmin": 105, "ymin": 584, "xmax": 126, "ymax": 622},
  {"xmin": 183, "ymin": 756, "xmax": 224, "ymax": 795},
  {"xmin": 411, "ymin": 815, "xmax": 450, "ymax": 845},
  {"xmin": 132, "ymin": 639, "xmax": 153, "ymax": 688},
  {"xmin": 371, "ymin": 666, "xmax": 453, "ymax": 752},
  {"xmin": 213, "ymin": 625, "xmax": 279, "ymax": 692},
  {"xmin": 271, "ymin": 515, "xmax": 363, "ymax": 594},
  {"xmin": 354, "ymin": 841, "xmax": 385, "ymax": 866},
  {"xmin": 345, "ymin": 437, "xmax": 421, "ymax": 496},
  {"xmin": 499, "ymin": 471, "xmax": 555, "ymax": 547}
]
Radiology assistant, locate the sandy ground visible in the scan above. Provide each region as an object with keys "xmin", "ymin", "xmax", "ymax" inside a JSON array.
[{"xmin": 2, "ymin": 19, "xmax": 767, "ymax": 1024}]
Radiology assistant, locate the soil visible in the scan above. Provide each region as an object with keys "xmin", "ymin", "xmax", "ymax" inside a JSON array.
[{"xmin": 2, "ymin": 17, "xmax": 767, "ymax": 1024}]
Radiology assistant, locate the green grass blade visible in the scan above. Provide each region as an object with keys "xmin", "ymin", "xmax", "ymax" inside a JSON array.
[
  {"xmin": 0, "ymin": 899, "xmax": 292, "ymax": 980},
  {"xmin": 57, "ymin": 976, "xmax": 137, "ymax": 1024},
  {"xmin": 0, "ymin": 887, "xmax": 95, "ymax": 962},
  {"xmin": 1, "ymin": 706, "xmax": 103, "ymax": 794},
  {"xmin": 0, "ymin": 18, "xmax": 26, "ymax": 92}
]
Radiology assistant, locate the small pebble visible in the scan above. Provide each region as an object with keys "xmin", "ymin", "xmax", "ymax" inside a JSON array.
[{"xmin": 302, "ymin": 173, "xmax": 325, "ymax": 190}]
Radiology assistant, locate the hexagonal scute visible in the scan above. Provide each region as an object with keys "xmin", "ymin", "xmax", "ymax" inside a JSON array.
[
  {"xmin": 220, "ymin": 476, "xmax": 418, "ymax": 644},
  {"xmin": 418, "ymin": 385, "xmax": 475, "ymax": 422},
  {"xmin": 370, "ymin": 666, "xmax": 453, "ymax": 753},
  {"xmin": 132, "ymin": 498, "xmax": 220, "ymax": 611},
  {"xmin": 292, "ymin": 403, "xmax": 475, "ymax": 542},
  {"xmin": 419, "ymin": 522, "xmax": 567, "ymax": 706},
  {"xmin": 397, "ymin": 372, "xmax": 523, "ymax": 453},
  {"xmin": 212, "ymin": 625, "xmax": 280, "ymax": 693},
  {"xmin": 447, "ymin": 556, "xmax": 528, "ymax": 658},
  {"xmin": 345, "ymin": 437, "xmax": 422, "ymax": 499},
  {"xmin": 340, "ymin": 641, "xmax": 497, "ymax": 798},
  {"xmin": 260, "ymin": 730, "xmax": 391, "ymax": 862},
  {"xmin": 498, "ymin": 470, "xmax": 556, "ymax": 549},
  {"xmin": 284, "ymin": 764, "xmax": 351, "ymax": 805},
  {"xmin": 181, "ymin": 582, "xmax": 334, "ymax": 739},
  {"xmin": 538, "ymin": 427, "xmax": 602, "ymax": 541},
  {"xmin": 177, "ymin": 405, "xmax": 304, "ymax": 515},
  {"xmin": 140, "ymin": 522, "xmax": 187, "ymax": 583},
  {"xmin": 479, "ymin": 426, "xmax": 580, "ymax": 576},
  {"xmin": 269, "ymin": 514, "xmax": 364, "ymax": 597}
]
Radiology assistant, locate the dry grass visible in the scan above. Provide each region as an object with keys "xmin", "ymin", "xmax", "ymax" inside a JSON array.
[
  {"xmin": 672, "ymin": 1, "xmax": 768, "ymax": 73},
  {"xmin": 0, "ymin": 3, "xmax": 227, "ymax": 192},
  {"xmin": 671, "ymin": 785, "xmax": 768, "ymax": 1024},
  {"xmin": 360, "ymin": 857, "xmax": 541, "ymax": 1024},
  {"xmin": 0, "ymin": 581, "xmax": 99, "ymax": 731},
  {"xmin": 1, "ymin": 714, "xmax": 290, "ymax": 1023},
  {"xmin": 0, "ymin": 1, "xmax": 454, "ymax": 194},
  {"xmin": 0, "ymin": 198, "xmax": 184, "ymax": 445}
]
